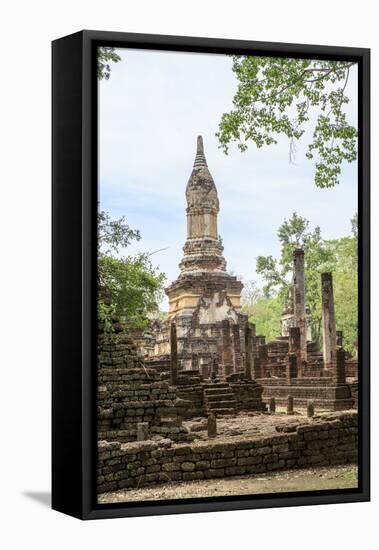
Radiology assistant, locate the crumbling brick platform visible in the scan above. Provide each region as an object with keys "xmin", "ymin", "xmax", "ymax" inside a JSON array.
[
  {"xmin": 98, "ymin": 334, "xmax": 193, "ymax": 443},
  {"xmin": 260, "ymin": 377, "xmax": 354, "ymax": 410},
  {"xmin": 97, "ymin": 411, "xmax": 357, "ymax": 494}
]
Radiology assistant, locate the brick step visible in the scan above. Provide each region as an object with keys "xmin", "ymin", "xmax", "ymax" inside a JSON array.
[
  {"xmin": 205, "ymin": 393, "xmax": 236, "ymax": 402},
  {"xmin": 206, "ymin": 399, "xmax": 237, "ymax": 409},
  {"xmin": 204, "ymin": 388, "xmax": 234, "ymax": 397},
  {"xmin": 205, "ymin": 395, "xmax": 235, "ymax": 404},
  {"xmin": 203, "ymin": 384, "xmax": 231, "ymax": 392},
  {"xmin": 177, "ymin": 379, "xmax": 203, "ymax": 386},
  {"xmin": 203, "ymin": 381, "xmax": 230, "ymax": 388},
  {"xmin": 207, "ymin": 407, "xmax": 235, "ymax": 416},
  {"xmin": 205, "ymin": 390, "xmax": 235, "ymax": 398},
  {"xmin": 203, "ymin": 381, "xmax": 237, "ymax": 415},
  {"xmin": 205, "ymin": 396, "xmax": 235, "ymax": 404}
]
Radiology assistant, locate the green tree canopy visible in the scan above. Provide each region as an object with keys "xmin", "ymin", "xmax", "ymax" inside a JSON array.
[
  {"xmin": 98, "ymin": 47, "xmax": 121, "ymax": 80},
  {"xmin": 241, "ymin": 282, "xmax": 282, "ymax": 342},
  {"xmin": 217, "ymin": 56, "xmax": 357, "ymax": 188},
  {"xmin": 244, "ymin": 213, "xmax": 357, "ymax": 353},
  {"xmin": 324, "ymin": 235, "xmax": 358, "ymax": 355},
  {"xmin": 98, "ymin": 211, "xmax": 166, "ymax": 332}
]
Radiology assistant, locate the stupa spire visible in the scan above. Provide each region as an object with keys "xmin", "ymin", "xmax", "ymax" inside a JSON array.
[
  {"xmin": 179, "ymin": 136, "xmax": 226, "ymax": 275},
  {"xmin": 165, "ymin": 136, "xmax": 244, "ymax": 323},
  {"xmin": 186, "ymin": 136, "xmax": 218, "ymax": 210},
  {"xmin": 193, "ymin": 135, "xmax": 208, "ymax": 168}
]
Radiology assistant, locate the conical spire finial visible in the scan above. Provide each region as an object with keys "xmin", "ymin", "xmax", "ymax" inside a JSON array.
[
  {"xmin": 197, "ymin": 135, "xmax": 204, "ymax": 154},
  {"xmin": 193, "ymin": 135, "xmax": 207, "ymax": 168}
]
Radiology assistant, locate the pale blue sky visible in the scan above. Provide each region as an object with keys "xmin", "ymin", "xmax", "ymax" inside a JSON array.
[{"xmin": 98, "ymin": 49, "xmax": 358, "ymax": 310}]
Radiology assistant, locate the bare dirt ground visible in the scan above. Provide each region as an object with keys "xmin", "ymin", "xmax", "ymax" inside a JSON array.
[
  {"xmin": 98, "ymin": 464, "xmax": 358, "ymax": 503},
  {"xmin": 182, "ymin": 408, "xmax": 342, "ymax": 443},
  {"xmin": 98, "ymin": 409, "xmax": 357, "ymax": 505}
]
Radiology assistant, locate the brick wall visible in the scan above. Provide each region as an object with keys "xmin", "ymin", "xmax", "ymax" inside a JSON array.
[
  {"xmin": 98, "ymin": 412, "xmax": 358, "ymax": 493},
  {"xmin": 98, "ymin": 366, "xmax": 194, "ymax": 443},
  {"xmin": 260, "ymin": 377, "xmax": 353, "ymax": 410}
]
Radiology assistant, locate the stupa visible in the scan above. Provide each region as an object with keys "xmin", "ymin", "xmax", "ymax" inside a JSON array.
[{"xmin": 163, "ymin": 136, "xmax": 247, "ymax": 373}]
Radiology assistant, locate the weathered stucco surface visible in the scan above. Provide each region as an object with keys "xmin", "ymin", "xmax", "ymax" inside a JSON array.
[{"xmin": 197, "ymin": 292, "xmax": 238, "ymax": 325}]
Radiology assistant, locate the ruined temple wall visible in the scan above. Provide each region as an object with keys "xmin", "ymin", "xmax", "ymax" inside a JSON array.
[
  {"xmin": 229, "ymin": 381, "xmax": 265, "ymax": 412},
  {"xmin": 97, "ymin": 334, "xmax": 193, "ymax": 443},
  {"xmin": 256, "ymin": 338, "xmax": 324, "ymax": 378},
  {"xmin": 346, "ymin": 359, "xmax": 358, "ymax": 379},
  {"xmin": 98, "ymin": 412, "xmax": 358, "ymax": 493},
  {"xmin": 150, "ymin": 306, "xmax": 248, "ymax": 373},
  {"xmin": 260, "ymin": 378, "xmax": 353, "ymax": 410},
  {"xmin": 153, "ymin": 324, "xmax": 170, "ymax": 356},
  {"xmin": 167, "ymin": 277, "xmax": 243, "ymax": 320},
  {"xmin": 98, "ymin": 368, "xmax": 188, "ymax": 442},
  {"xmin": 175, "ymin": 385, "xmax": 206, "ymax": 418}
]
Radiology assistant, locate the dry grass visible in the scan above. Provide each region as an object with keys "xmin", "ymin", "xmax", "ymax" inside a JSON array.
[{"xmin": 98, "ymin": 464, "xmax": 358, "ymax": 504}]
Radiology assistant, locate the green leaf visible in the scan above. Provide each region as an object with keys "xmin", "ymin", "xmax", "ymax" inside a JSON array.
[{"xmin": 217, "ymin": 57, "xmax": 357, "ymax": 188}]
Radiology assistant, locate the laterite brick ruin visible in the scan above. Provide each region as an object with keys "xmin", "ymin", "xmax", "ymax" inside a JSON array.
[{"xmin": 97, "ymin": 137, "xmax": 358, "ymax": 498}]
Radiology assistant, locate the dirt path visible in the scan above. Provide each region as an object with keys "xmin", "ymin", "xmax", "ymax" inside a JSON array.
[{"xmin": 98, "ymin": 464, "xmax": 358, "ymax": 504}]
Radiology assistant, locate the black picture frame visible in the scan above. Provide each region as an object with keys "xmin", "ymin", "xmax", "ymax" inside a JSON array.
[{"xmin": 52, "ymin": 30, "xmax": 370, "ymax": 520}]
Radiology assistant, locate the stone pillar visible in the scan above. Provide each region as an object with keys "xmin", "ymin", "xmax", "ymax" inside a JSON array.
[
  {"xmin": 286, "ymin": 353, "xmax": 298, "ymax": 384},
  {"xmin": 201, "ymin": 363, "xmax": 210, "ymax": 379},
  {"xmin": 208, "ymin": 413, "xmax": 217, "ymax": 438},
  {"xmin": 252, "ymin": 335, "xmax": 262, "ymax": 379},
  {"xmin": 321, "ymin": 272, "xmax": 337, "ymax": 370},
  {"xmin": 307, "ymin": 400, "xmax": 315, "ymax": 418},
  {"xmin": 191, "ymin": 353, "xmax": 199, "ymax": 371},
  {"xmin": 244, "ymin": 325, "xmax": 252, "ymax": 380},
  {"xmin": 258, "ymin": 344, "xmax": 268, "ymax": 377},
  {"xmin": 269, "ymin": 397, "xmax": 276, "ymax": 413},
  {"xmin": 247, "ymin": 323, "xmax": 260, "ymax": 378},
  {"xmin": 334, "ymin": 348, "xmax": 346, "ymax": 385},
  {"xmin": 211, "ymin": 357, "xmax": 219, "ymax": 380},
  {"xmin": 288, "ymin": 326, "xmax": 302, "ymax": 378},
  {"xmin": 287, "ymin": 395, "xmax": 294, "ymax": 415},
  {"xmin": 293, "ymin": 249, "xmax": 307, "ymax": 363},
  {"xmin": 256, "ymin": 335, "xmax": 266, "ymax": 347},
  {"xmin": 232, "ymin": 324, "xmax": 241, "ymax": 372},
  {"xmin": 221, "ymin": 319, "xmax": 233, "ymax": 372},
  {"xmin": 170, "ymin": 322, "xmax": 178, "ymax": 386},
  {"xmin": 336, "ymin": 330, "xmax": 343, "ymax": 348}
]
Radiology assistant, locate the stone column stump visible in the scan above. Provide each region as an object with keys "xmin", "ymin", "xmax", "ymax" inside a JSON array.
[
  {"xmin": 287, "ymin": 395, "xmax": 294, "ymax": 415},
  {"xmin": 170, "ymin": 322, "xmax": 178, "ymax": 386},
  {"xmin": 208, "ymin": 413, "xmax": 217, "ymax": 438},
  {"xmin": 307, "ymin": 400, "xmax": 315, "ymax": 418}
]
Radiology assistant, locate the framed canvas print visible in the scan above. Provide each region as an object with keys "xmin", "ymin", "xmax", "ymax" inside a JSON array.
[{"xmin": 52, "ymin": 30, "xmax": 370, "ymax": 520}]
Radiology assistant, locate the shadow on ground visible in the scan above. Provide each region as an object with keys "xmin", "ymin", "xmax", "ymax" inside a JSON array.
[{"xmin": 23, "ymin": 491, "xmax": 51, "ymax": 508}]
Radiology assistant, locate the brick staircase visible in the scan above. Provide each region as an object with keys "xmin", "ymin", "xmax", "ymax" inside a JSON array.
[{"xmin": 203, "ymin": 382, "xmax": 237, "ymax": 416}]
